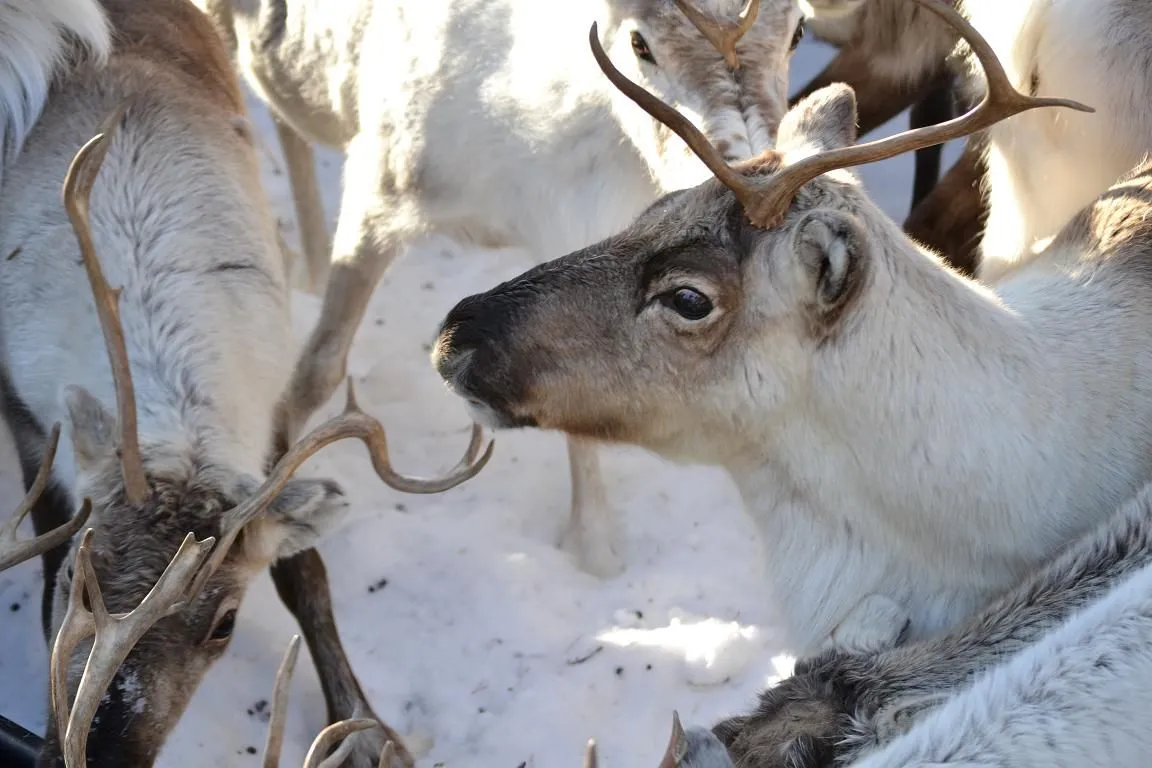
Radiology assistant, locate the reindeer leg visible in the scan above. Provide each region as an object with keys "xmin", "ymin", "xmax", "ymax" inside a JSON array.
[
  {"xmin": 907, "ymin": 76, "xmax": 957, "ymax": 212},
  {"xmin": 903, "ymin": 134, "xmax": 987, "ymax": 276},
  {"xmin": 274, "ymin": 117, "xmax": 331, "ymax": 294},
  {"xmin": 791, "ymin": 49, "xmax": 944, "ymax": 137},
  {"xmin": 274, "ymin": 147, "xmax": 397, "ymax": 454},
  {"xmin": 270, "ymin": 550, "xmax": 415, "ymax": 768},
  {"xmin": 559, "ymin": 436, "xmax": 624, "ymax": 578}
]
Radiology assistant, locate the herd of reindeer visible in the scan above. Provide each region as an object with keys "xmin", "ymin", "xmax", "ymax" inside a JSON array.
[{"xmin": 2, "ymin": 0, "xmax": 1152, "ymax": 764}]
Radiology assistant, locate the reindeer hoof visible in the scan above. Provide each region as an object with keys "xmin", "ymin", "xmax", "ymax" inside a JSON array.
[{"xmin": 559, "ymin": 518, "xmax": 626, "ymax": 579}]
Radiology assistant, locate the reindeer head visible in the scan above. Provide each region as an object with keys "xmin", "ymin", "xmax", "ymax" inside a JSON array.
[
  {"xmin": 37, "ymin": 441, "xmax": 349, "ymax": 766},
  {"xmin": 598, "ymin": 0, "xmax": 805, "ymax": 190},
  {"xmin": 432, "ymin": 0, "xmax": 1091, "ymax": 464},
  {"xmin": 19, "ymin": 104, "xmax": 492, "ymax": 767}
]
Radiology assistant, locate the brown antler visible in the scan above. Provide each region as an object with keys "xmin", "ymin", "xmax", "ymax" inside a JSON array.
[
  {"xmin": 584, "ymin": 738, "xmax": 599, "ymax": 768},
  {"xmin": 63, "ymin": 98, "xmax": 150, "ymax": 504},
  {"xmin": 49, "ymin": 527, "xmax": 214, "ymax": 768},
  {"xmin": 593, "ymin": 0, "xmax": 1094, "ymax": 228},
  {"xmin": 589, "ymin": 21, "xmax": 762, "ymax": 212},
  {"xmin": 674, "ymin": 0, "xmax": 759, "ymax": 69},
  {"xmin": 0, "ymin": 424, "xmax": 92, "ymax": 571},
  {"xmin": 184, "ymin": 377, "xmax": 493, "ymax": 600},
  {"xmin": 302, "ymin": 718, "xmax": 379, "ymax": 768},
  {"xmin": 658, "ymin": 711, "xmax": 688, "ymax": 768},
  {"xmin": 262, "ymin": 634, "xmax": 303, "ymax": 768},
  {"xmin": 378, "ymin": 740, "xmax": 397, "ymax": 768}
]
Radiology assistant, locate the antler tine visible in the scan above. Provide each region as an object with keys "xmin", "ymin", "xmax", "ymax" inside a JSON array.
[
  {"xmin": 378, "ymin": 741, "xmax": 397, "ymax": 768},
  {"xmin": 303, "ymin": 718, "xmax": 379, "ymax": 768},
  {"xmin": 740, "ymin": 0, "xmax": 1095, "ymax": 228},
  {"xmin": 674, "ymin": 0, "xmax": 760, "ymax": 69},
  {"xmin": 0, "ymin": 424, "xmax": 93, "ymax": 571},
  {"xmin": 184, "ymin": 377, "xmax": 494, "ymax": 601},
  {"xmin": 261, "ymin": 634, "xmax": 302, "ymax": 768},
  {"xmin": 62, "ymin": 97, "xmax": 149, "ymax": 505},
  {"xmin": 584, "ymin": 738, "xmax": 599, "ymax": 768},
  {"xmin": 657, "ymin": 711, "xmax": 688, "ymax": 768},
  {"xmin": 49, "ymin": 527, "xmax": 214, "ymax": 768},
  {"xmin": 589, "ymin": 23, "xmax": 760, "ymax": 207},
  {"xmin": 734, "ymin": 0, "xmax": 759, "ymax": 38}
]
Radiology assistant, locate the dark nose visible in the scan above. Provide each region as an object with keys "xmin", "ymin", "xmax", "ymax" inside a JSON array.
[{"xmin": 432, "ymin": 292, "xmax": 509, "ymax": 382}]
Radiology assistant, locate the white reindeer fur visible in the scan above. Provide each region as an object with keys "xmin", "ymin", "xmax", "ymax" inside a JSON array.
[
  {"xmin": 0, "ymin": 100, "xmax": 290, "ymax": 490},
  {"xmin": 201, "ymin": 0, "xmax": 805, "ymax": 577},
  {"xmin": 850, "ymin": 561, "xmax": 1152, "ymax": 768},
  {"xmin": 0, "ymin": 0, "xmax": 110, "ymax": 177}
]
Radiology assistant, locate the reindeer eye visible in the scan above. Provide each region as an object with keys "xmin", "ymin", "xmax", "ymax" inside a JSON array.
[
  {"xmin": 631, "ymin": 31, "xmax": 656, "ymax": 64},
  {"xmin": 208, "ymin": 609, "xmax": 237, "ymax": 642},
  {"xmin": 661, "ymin": 287, "xmax": 714, "ymax": 320},
  {"xmin": 790, "ymin": 21, "xmax": 805, "ymax": 51}
]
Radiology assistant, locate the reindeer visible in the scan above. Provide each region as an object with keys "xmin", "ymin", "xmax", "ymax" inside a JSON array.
[
  {"xmin": 191, "ymin": 0, "xmax": 809, "ymax": 579},
  {"xmin": 425, "ymin": 0, "xmax": 1152, "ymax": 661},
  {"xmin": 0, "ymin": 1, "xmax": 488, "ymax": 765}
]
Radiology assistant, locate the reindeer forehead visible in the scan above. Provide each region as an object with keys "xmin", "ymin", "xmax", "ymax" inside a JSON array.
[
  {"xmin": 634, "ymin": 0, "xmax": 793, "ymax": 24},
  {"xmin": 624, "ymin": 184, "xmax": 745, "ymax": 255},
  {"xmin": 83, "ymin": 482, "xmax": 234, "ymax": 610}
]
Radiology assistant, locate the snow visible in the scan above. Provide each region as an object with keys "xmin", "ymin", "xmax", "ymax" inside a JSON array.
[{"xmin": 0, "ymin": 35, "xmax": 961, "ymax": 767}]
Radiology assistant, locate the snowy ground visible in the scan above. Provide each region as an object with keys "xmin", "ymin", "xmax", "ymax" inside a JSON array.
[{"xmin": 0, "ymin": 35, "xmax": 960, "ymax": 767}]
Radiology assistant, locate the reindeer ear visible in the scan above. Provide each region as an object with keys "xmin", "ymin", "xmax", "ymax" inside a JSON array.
[
  {"xmin": 239, "ymin": 477, "xmax": 350, "ymax": 563},
  {"xmin": 790, "ymin": 209, "xmax": 869, "ymax": 329},
  {"xmin": 680, "ymin": 725, "xmax": 737, "ymax": 767},
  {"xmin": 777, "ymin": 83, "xmax": 858, "ymax": 157},
  {"xmin": 63, "ymin": 385, "xmax": 116, "ymax": 471},
  {"xmin": 710, "ymin": 715, "xmax": 749, "ymax": 747}
]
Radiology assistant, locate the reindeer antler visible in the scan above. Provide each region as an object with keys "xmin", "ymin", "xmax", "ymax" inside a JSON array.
[
  {"xmin": 62, "ymin": 98, "xmax": 149, "ymax": 504},
  {"xmin": 262, "ymin": 634, "xmax": 302, "ymax": 768},
  {"xmin": 0, "ymin": 424, "xmax": 92, "ymax": 571},
  {"xmin": 584, "ymin": 738, "xmax": 599, "ymax": 768},
  {"xmin": 674, "ymin": 0, "xmax": 759, "ymax": 70},
  {"xmin": 49, "ymin": 527, "xmax": 214, "ymax": 768},
  {"xmin": 302, "ymin": 718, "xmax": 379, "ymax": 768},
  {"xmin": 658, "ymin": 711, "xmax": 688, "ymax": 767},
  {"xmin": 184, "ymin": 377, "xmax": 492, "ymax": 600},
  {"xmin": 592, "ymin": 0, "xmax": 1094, "ymax": 228}
]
